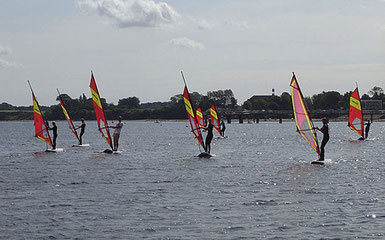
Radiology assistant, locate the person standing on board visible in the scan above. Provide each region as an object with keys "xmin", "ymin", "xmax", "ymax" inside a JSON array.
[
  {"xmin": 202, "ymin": 120, "xmax": 214, "ymax": 153},
  {"xmin": 220, "ymin": 119, "xmax": 226, "ymax": 137},
  {"xmin": 76, "ymin": 118, "xmax": 86, "ymax": 145},
  {"xmin": 47, "ymin": 121, "xmax": 58, "ymax": 149},
  {"xmin": 313, "ymin": 117, "xmax": 329, "ymax": 161},
  {"xmin": 110, "ymin": 116, "xmax": 123, "ymax": 151},
  {"xmin": 364, "ymin": 119, "xmax": 371, "ymax": 139}
]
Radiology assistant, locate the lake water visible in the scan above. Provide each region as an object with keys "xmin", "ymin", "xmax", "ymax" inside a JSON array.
[{"xmin": 0, "ymin": 121, "xmax": 384, "ymax": 239}]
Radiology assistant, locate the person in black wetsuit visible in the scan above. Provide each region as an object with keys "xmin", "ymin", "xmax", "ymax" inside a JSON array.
[
  {"xmin": 314, "ymin": 117, "xmax": 329, "ymax": 161},
  {"xmin": 364, "ymin": 120, "xmax": 371, "ymax": 139},
  {"xmin": 47, "ymin": 121, "xmax": 58, "ymax": 149},
  {"xmin": 202, "ymin": 120, "xmax": 214, "ymax": 153},
  {"xmin": 76, "ymin": 118, "xmax": 86, "ymax": 145},
  {"xmin": 220, "ymin": 119, "xmax": 226, "ymax": 137}
]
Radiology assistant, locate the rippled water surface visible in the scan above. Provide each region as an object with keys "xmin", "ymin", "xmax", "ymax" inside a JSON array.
[{"xmin": 1, "ymin": 121, "xmax": 385, "ymax": 239}]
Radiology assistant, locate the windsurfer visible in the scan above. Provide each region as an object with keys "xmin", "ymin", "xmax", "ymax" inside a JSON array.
[
  {"xmin": 47, "ymin": 121, "xmax": 58, "ymax": 149},
  {"xmin": 110, "ymin": 116, "xmax": 123, "ymax": 151},
  {"xmin": 313, "ymin": 117, "xmax": 329, "ymax": 161},
  {"xmin": 364, "ymin": 119, "xmax": 371, "ymax": 139},
  {"xmin": 220, "ymin": 119, "xmax": 226, "ymax": 137},
  {"xmin": 202, "ymin": 120, "xmax": 214, "ymax": 153},
  {"xmin": 76, "ymin": 118, "xmax": 86, "ymax": 145}
]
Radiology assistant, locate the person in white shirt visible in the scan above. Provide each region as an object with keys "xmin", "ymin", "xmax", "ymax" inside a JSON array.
[{"xmin": 110, "ymin": 116, "xmax": 123, "ymax": 151}]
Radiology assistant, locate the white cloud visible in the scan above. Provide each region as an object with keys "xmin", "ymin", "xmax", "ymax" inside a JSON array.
[
  {"xmin": 0, "ymin": 58, "xmax": 23, "ymax": 68},
  {"xmin": 0, "ymin": 45, "xmax": 12, "ymax": 55},
  {"xmin": 168, "ymin": 37, "xmax": 205, "ymax": 50},
  {"xmin": 78, "ymin": 0, "xmax": 180, "ymax": 28},
  {"xmin": 223, "ymin": 20, "xmax": 249, "ymax": 29}
]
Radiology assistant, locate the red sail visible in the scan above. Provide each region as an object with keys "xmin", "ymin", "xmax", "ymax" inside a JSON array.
[
  {"xmin": 89, "ymin": 73, "xmax": 113, "ymax": 149},
  {"xmin": 28, "ymin": 81, "xmax": 52, "ymax": 147},
  {"xmin": 57, "ymin": 89, "xmax": 80, "ymax": 142},
  {"xmin": 348, "ymin": 87, "xmax": 364, "ymax": 137},
  {"xmin": 210, "ymin": 104, "xmax": 221, "ymax": 134},
  {"xmin": 183, "ymin": 86, "xmax": 205, "ymax": 149},
  {"xmin": 196, "ymin": 107, "xmax": 205, "ymax": 128}
]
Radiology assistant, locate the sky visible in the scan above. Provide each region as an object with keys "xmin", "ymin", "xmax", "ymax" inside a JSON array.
[{"xmin": 0, "ymin": 0, "xmax": 385, "ymax": 106}]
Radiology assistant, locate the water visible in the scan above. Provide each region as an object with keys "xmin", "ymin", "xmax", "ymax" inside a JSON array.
[{"xmin": 1, "ymin": 121, "xmax": 385, "ymax": 239}]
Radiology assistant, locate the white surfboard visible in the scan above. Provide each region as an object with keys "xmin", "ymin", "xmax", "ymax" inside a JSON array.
[
  {"xmin": 197, "ymin": 152, "xmax": 213, "ymax": 158},
  {"xmin": 311, "ymin": 159, "xmax": 332, "ymax": 165},
  {"xmin": 103, "ymin": 149, "xmax": 122, "ymax": 154},
  {"xmin": 45, "ymin": 148, "xmax": 64, "ymax": 153},
  {"xmin": 72, "ymin": 144, "xmax": 90, "ymax": 147}
]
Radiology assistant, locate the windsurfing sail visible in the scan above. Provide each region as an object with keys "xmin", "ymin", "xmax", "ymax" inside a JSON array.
[
  {"xmin": 89, "ymin": 72, "xmax": 113, "ymax": 150},
  {"xmin": 28, "ymin": 80, "xmax": 52, "ymax": 147},
  {"xmin": 290, "ymin": 73, "xmax": 319, "ymax": 155},
  {"xmin": 196, "ymin": 108, "xmax": 205, "ymax": 128},
  {"xmin": 57, "ymin": 89, "xmax": 80, "ymax": 142},
  {"xmin": 181, "ymin": 72, "xmax": 205, "ymax": 150},
  {"xmin": 210, "ymin": 104, "xmax": 221, "ymax": 134},
  {"xmin": 348, "ymin": 87, "xmax": 364, "ymax": 137}
]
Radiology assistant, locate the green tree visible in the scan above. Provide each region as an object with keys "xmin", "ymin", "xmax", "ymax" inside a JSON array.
[{"xmin": 118, "ymin": 97, "xmax": 140, "ymax": 109}]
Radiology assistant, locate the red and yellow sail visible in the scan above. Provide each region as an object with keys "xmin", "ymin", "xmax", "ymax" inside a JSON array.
[
  {"xmin": 290, "ymin": 73, "xmax": 319, "ymax": 155},
  {"xmin": 196, "ymin": 108, "xmax": 205, "ymax": 128},
  {"xmin": 89, "ymin": 72, "xmax": 113, "ymax": 149},
  {"xmin": 210, "ymin": 104, "xmax": 221, "ymax": 134},
  {"xmin": 28, "ymin": 81, "xmax": 52, "ymax": 147},
  {"xmin": 348, "ymin": 87, "xmax": 363, "ymax": 137},
  {"xmin": 183, "ymin": 86, "xmax": 205, "ymax": 149},
  {"xmin": 57, "ymin": 89, "xmax": 80, "ymax": 142}
]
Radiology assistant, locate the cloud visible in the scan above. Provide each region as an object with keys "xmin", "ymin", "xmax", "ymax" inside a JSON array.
[
  {"xmin": 168, "ymin": 37, "xmax": 205, "ymax": 50},
  {"xmin": 223, "ymin": 20, "xmax": 249, "ymax": 29},
  {"xmin": 0, "ymin": 58, "xmax": 23, "ymax": 68},
  {"xmin": 0, "ymin": 45, "xmax": 12, "ymax": 55},
  {"xmin": 78, "ymin": 0, "xmax": 180, "ymax": 28}
]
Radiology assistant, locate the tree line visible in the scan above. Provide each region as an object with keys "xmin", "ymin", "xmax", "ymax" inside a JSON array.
[{"xmin": 0, "ymin": 87, "xmax": 384, "ymax": 121}]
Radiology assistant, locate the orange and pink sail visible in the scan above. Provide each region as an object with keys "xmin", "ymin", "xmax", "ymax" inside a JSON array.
[
  {"xmin": 210, "ymin": 104, "xmax": 221, "ymax": 134},
  {"xmin": 348, "ymin": 87, "xmax": 364, "ymax": 137},
  {"xmin": 290, "ymin": 73, "xmax": 319, "ymax": 155},
  {"xmin": 28, "ymin": 80, "xmax": 52, "ymax": 147},
  {"xmin": 89, "ymin": 72, "xmax": 113, "ymax": 150},
  {"xmin": 181, "ymin": 72, "xmax": 205, "ymax": 150},
  {"xmin": 57, "ymin": 89, "xmax": 80, "ymax": 142}
]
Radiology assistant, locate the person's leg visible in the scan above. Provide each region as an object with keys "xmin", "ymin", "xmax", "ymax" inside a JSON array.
[
  {"xmin": 53, "ymin": 135, "xmax": 57, "ymax": 149},
  {"xmin": 79, "ymin": 132, "xmax": 84, "ymax": 145}
]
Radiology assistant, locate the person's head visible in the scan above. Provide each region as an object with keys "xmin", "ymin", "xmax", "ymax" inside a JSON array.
[
  {"xmin": 118, "ymin": 116, "xmax": 122, "ymax": 122},
  {"xmin": 81, "ymin": 118, "xmax": 84, "ymax": 123},
  {"xmin": 52, "ymin": 121, "xmax": 56, "ymax": 126},
  {"xmin": 322, "ymin": 117, "xmax": 328, "ymax": 124},
  {"xmin": 367, "ymin": 119, "xmax": 370, "ymax": 123}
]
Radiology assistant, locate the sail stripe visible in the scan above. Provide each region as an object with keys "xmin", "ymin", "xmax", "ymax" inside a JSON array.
[
  {"xmin": 89, "ymin": 72, "xmax": 113, "ymax": 150},
  {"xmin": 290, "ymin": 73, "xmax": 319, "ymax": 155},
  {"xmin": 348, "ymin": 88, "xmax": 363, "ymax": 137}
]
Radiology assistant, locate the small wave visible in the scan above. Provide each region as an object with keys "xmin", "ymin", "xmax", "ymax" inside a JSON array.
[{"xmin": 242, "ymin": 199, "xmax": 277, "ymax": 206}]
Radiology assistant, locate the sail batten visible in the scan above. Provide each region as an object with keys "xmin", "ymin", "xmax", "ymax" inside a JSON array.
[
  {"xmin": 28, "ymin": 81, "xmax": 52, "ymax": 147},
  {"xmin": 290, "ymin": 73, "xmax": 319, "ymax": 155},
  {"xmin": 348, "ymin": 87, "xmax": 363, "ymax": 137},
  {"xmin": 210, "ymin": 105, "xmax": 221, "ymax": 134},
  {"xmin": 89, "ymin": 72, "xmax": 113, "ymax": 150},
  {"xmin": 57, "ymin": 89, "xmax": 80, "ymax": 142}
]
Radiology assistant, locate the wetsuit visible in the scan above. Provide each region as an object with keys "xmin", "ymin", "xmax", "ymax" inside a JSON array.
[
  {"xmin": 79, "ymin": 123, "xmax": 86, "ymax": 145},
  {"xmin": 319, "ymin": 124, "xmax": 329, "ymax": 160},
  {"xmin": 48, "ymin": 125, "xmax": 58, "ymax": 149},
  {"xmin": 365, "ymin": 122, "xmax": 370, "ymax": 139},
  {"xmin": 205, "ymin": 122, "xmax": 214, "ymax": 153},
  {"xmin": 220, "ymin": 121, "xmax": 226, "ymax": 137}
]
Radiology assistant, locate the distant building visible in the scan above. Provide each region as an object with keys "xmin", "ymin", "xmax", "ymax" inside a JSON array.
[
  {"xmin": 361, "ymin": 100, "xmax": 382, "ymax": 110},
  {"xmin": 247, "ymin": 89, "xmax": 276, "ymax": 102}
]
